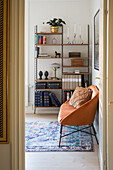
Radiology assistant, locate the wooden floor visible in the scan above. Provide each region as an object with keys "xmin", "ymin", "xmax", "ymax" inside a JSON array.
[{"xmin": 25, "ymin": 114, "xmax": 100, "ymax": 170}]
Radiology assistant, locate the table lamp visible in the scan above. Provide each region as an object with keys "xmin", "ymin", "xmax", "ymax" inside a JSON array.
[{"xmin": 51, "ymin": 63, "xmax": 60, "ymax": 80}]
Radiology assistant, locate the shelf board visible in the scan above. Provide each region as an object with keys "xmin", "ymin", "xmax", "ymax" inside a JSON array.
[
  {"xmin": 35, "ymin": 89, "xmax": 62, "ymax": 91},
  {"xmin": 62, "ymin": 89, "xmax": 74, "ymax": 90},
  {"xmin": 35, "ymin": 57, "xmax": 88, "ymax": 60},
  {"xmin": 35, "ymin": 79, "xmax": 62, "ymax": 82},
  {"xmin": 35, "ymin": 44, "xmax": 88, "ymax": 46},
  {"xmin": 63, "ymin": 44, "xmax": 88, "ymax": 46},
  {"xmin": 62, "ymin": 66, "xmax": 88, "ymax": 68},
  {"xmin": 35, "ymin": 57, "xmax": 62, "ymax": 59},
  {"xmin": 35, "ymin": 32, "xmax": 62, "ymax": 35},
  {"xmin": 35, "ymin": 106, "xmax": 60, "ymax": 108},
  {"xmin": 35, "ymin": 44, "xmax": 62, "ymax": 46},
  {"xmin": 63, "ymin": 57, "xmax": 88, "ymax": 59},
  {"xmin": 63, "ymin": 72, "xmax": 89, "ymax": 75}
]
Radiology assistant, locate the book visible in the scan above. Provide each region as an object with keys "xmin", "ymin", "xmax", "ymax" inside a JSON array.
[
  {"xmin": 39, "ymin": 35, "xmax": 42, "ymax": 44},
  {"xmin": 49, "ymin": 93, "xmax": 58, "ymax": 107},
  {"xmin": 35, "ymin": 34, "xmax": 39, "ymax": 44},
  {"xmin": 76, "ymin": 75, "xmax": 79, "ymax": 87},
  {"xmin": 41, "ymin": 36, "xmax": 43, "ymax": 44},
  {"xmin": 35, "ymin": 91, "xmax": 38, "ymax": 107},
  {"xmin": 40, "ymin": 91, "xmax": 44, "ymax": 107},
  {"xmin": 65, "ymin": 75, "xmax": 68, "ymax": 89},
  {"xmin": 64, "ymin": 91, "xmax": 67, "ymax": 102},
  {"xmin": 35, "ymin": 46, "xmax": 40, "ymax": 58},
  {"xmin": 72, "ymin": 75, "xmax": 75, "ymax": 89},
  {"xmin": 79, "ymin": 75, "xmax": 82, "ymax": 86},
  {"xmin": 44, "ymin": 91, "xmax": 49, "ymax": 107},
  {"xmin": 67, "ymin": 75, "xmax": 70, "ymax": 89},
  {"xmin": 51, "ymin": 93, "xmax": 61, "ymax": 107},
  {"xmin": 35, "ymin": 91, "xmax": 42, "ymax": 107},
  {"xmin": 70, "ymin": 75, "xmax": 73, "ymax": 89},
  {"xmin": 67, "ymin": 91, "xmax": 70, "ymax": 100},
  {"xmin": 62, "ymin": 75, "xmax": 65, "ymax": 89},
  {"xmin": 37, "ymin": 91, "xmax": 40, "ymax": 107}
]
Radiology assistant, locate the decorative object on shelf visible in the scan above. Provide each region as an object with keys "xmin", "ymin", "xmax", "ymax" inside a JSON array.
[
  {"xmin": 52, "ymin": 37, "xmax": 57, "ymax": 44},
  {"xmin": 72, "ymin": 24, "xmax": 76, "ymax": 44},
  {"xmin": 55, "ymin": 51, "xmax": 61, "ymax": 58},
  {"xmin": 94, "ymin": 9, "xmax": 100, "ymax": 71},
  {"xmin": 69, "ymin": 52, "xmax": 81, "ymax": 58},
  {"xmin": 72, "ymin": 59, "xmax": 84, "ymax": 67},
  {"xmin": 79, "ymin": 25, "xmax": 84, "ymax": 44},
  {"xmin": 67, "ymin": 27, "xmax": 71, "ymax": 44},
  {"xmin": 51, "ymin": 63, "xmax": 60, "ymax": 80},
  {"xmin": 39, "ymin": 71, "xmax": 43, "ymax": 79},
  {"xmin": 46, "ymin": 18, "xmax": 66, "ymax": 33},
  {"xmin": 44, "ymin": 71, "xmax": 49, "ymax": 79}
]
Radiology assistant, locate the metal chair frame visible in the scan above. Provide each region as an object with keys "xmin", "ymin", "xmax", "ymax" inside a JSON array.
[{"xmin": 59, "ymin": 123, "xmax": 99, "ymax": 147}]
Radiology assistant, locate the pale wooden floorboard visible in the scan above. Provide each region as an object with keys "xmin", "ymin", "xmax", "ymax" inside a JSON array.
[{"xmin": 25, "ymin": 114, "xmax": 100, "ymax": 170}]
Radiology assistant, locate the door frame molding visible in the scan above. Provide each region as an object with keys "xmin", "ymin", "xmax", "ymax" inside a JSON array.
[
  {"xmin": 106, "ymin": 0, "xmax": 113, "ymax": 169},
  {"xmin": 10, "ymin": 0, "xmax": 25, "ymax": 169}
]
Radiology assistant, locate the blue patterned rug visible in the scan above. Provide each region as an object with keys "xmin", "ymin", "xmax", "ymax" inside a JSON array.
[{"xmin": 25, "ymin": 121, "xmax": 93, "ymax": 152}]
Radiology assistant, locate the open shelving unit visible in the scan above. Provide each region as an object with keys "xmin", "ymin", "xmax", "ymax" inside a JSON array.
[{"xmin": 34, "ymin": 25, "xmax": 90, "ymax": 113}]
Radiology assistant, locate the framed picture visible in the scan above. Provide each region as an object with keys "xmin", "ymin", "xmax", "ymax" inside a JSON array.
[
  {"xmin": 94, "ymin": 9, "xmax": 100, "ymax": 70},
  {"xmin": 0, "ymin": 0, "xmax": 9, "ymax": 143}
]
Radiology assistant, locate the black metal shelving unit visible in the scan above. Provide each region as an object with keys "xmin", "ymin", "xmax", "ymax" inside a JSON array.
[{"xmin": 34, "ymin": 25, "xmax": 90, "ymax": 114}]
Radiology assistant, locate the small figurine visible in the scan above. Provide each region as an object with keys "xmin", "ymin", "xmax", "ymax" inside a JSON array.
[
  {"xmin": 55, "ymin": 51, "xmax": 61, "ymax": 58},
  {"xmin": 44, "ymin": 71, "xmax": 49, "ymax": 79},
  {"xmin": 39, "ymin": 71, "xmax": 43, "ymax": 79}
]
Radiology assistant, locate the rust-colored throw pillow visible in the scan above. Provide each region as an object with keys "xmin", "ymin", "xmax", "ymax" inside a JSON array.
[{"xmin": 69, "ymin": 87, "xmax": 93, "ymax": 108}]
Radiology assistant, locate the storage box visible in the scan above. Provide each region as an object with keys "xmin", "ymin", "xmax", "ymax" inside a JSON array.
[
  {"xmin": 69, "ymin": 52, "xmax": 81, "ymax": 58},
  {"xmin": 71, "ymin": 59, "xmax": 84, "ymax": 66},
  {"xmin": 35, "ymin": 82, "xmax": 47, "ymax": 89},
  {"xmin": 48, "ymin": 82, "xmax": 60, "ymax": 89}
]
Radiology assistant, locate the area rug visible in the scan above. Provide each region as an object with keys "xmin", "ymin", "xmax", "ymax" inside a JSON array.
[{"xmin": 25, "ymin": 121, "xmax": 93, "ymax": 152}]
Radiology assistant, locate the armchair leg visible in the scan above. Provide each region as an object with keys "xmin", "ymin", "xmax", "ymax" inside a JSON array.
[
  {"xmin": 91, "ymin": 123, "xmax": 99, "ymax": 145},
  {"xmin": 59, "ymin": 125, "xmax": 63, "ymax": 147}
]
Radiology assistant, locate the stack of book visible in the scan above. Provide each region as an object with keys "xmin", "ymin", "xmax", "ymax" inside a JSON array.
[
  {"xmin": 35, "ymin": 91, "xmax": 61, "ymax": 107},
  {"xmin": 35, "ymin": 34, "xmax": 46, "ymax": 45},
  {"xmin": 62, "ymin": 75, "xmax": 82, "ymax": 89}
]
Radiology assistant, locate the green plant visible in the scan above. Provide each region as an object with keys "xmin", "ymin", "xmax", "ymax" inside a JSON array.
[{"xmin": 47, "ymin": 18, "xmax": 66, "ymax": 27}]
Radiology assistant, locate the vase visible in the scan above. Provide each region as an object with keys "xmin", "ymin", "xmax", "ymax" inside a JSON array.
[{"xmin": 50, "ymin": 26, "xmax": 59, "ymax": 33}]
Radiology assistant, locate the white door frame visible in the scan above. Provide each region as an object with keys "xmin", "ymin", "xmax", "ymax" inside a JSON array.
[
  {"xmin": 106, "ymin": 0, "xmax": 113, "ymax": 169},
  {"xmin": 99, "ymin": 0, "xmax": 107, "ymax": 169},
  {"xmin": 9, "ymin": 0, "xmax": 111, "ymax": 170}
]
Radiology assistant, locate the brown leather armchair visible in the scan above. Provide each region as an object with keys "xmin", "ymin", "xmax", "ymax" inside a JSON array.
[{"xmin": 58, "ymin": 85, "xmax": 99, "ymax": 147}]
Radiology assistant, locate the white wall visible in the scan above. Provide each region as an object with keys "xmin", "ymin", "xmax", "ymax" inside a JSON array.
[
  {"xmin": 0, "ymin": 144, "xmax": 11, "ymax": 170},
  {"xmin": 27, "ymin": 0, "xmax": 92, "ymax": 108},
  {"xmin": 90, "ymin": 0, "xmax": 100, "ymax": 139},
  {"xmin": 91, "ymin": 0, "xmax": 100, "ymax": 86}
]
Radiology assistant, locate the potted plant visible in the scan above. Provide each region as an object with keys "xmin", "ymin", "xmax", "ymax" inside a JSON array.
[{"xmin": 47, "ymin": 18, "xmax": 66, "ymax": 33}]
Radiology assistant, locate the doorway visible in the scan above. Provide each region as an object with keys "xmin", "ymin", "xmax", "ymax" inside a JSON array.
[{"xmin": 25, "ymin": 0, "xmax": 101, "ymax": 169}]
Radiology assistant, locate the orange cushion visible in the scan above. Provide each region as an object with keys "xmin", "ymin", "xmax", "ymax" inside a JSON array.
[{"xmin": 69, "ymin": 86, "xmax": 93, "ymax": 108}]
